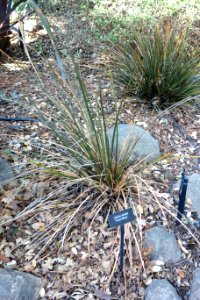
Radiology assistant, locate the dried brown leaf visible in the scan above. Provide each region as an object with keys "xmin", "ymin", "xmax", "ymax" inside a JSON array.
[
  {"xmin": 0, "ymin": 254, "xmax": 10, "ymax": 263},
  {"xmin": 94, "ymin": 289, "xmax": 112, "ymax": 300}
]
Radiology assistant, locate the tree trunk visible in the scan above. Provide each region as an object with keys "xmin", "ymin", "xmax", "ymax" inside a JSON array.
[{"xmin": 0, "ymin": 0, "xmax": 10, "ymax": 50}]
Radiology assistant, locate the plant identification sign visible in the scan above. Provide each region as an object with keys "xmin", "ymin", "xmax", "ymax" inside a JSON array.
[{"xmin": 109, "ymin": 208, "xmax": 135, "ymax": 228}]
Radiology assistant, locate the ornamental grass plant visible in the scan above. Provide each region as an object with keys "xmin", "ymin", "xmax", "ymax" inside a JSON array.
[
  {"xmin": 3, "ymin": 0, "xmax": 147, "ymax": 258},
  {"xmin": 112, "ymin": 22, "xmax": 200, "ymax": 108}
]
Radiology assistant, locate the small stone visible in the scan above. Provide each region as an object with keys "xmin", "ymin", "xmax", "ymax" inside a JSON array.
[
  {"xmin": 39, "ymin": 288, "xmax": 46, "ymax": 297},
  {"xmin": 11, "ymin": 20, "xmax": 43, "ymax": 34},
  {"xmin": 189, "ymin": 268, "xmax": 200, "ymax": 300},
  {"xmin": 0, "ymin": 269, "xmax": 43, "ymax": 300},
  {"xmin": 185, "ymin": 174, "xmax": 200, "ymax": 216},
  {"xmin": 151, "ymin": 265, "xmax": 162, "ymax": 272},
  {"xmin": 143, "ymin": 227, "xmax": 181, "ymax": 263},
  {"xmin": 153, "ymin": 170, "xmax": 161, "ymax": 178},
  {"xmin": 145, "ymin": 279, "xmax": 181, "ymax": 300},
  {"xmin": 72, "ymin": 247, "xmax": 78, "ymax": 255},
  {"xmin": 6, "ymin": 260, "xmax": 17, "ymax": 269},
  {"xmin": 0, "ymin": 157, "xmax": 15, "ymax": 185},
  {"xmin": 91, "ymin": 52, "xmax": 97, "ymax": 59},
  {"xmin": 153, "ymin": 260, "xmax": 165, "ymax": 266},
  {"xmin": 145, "ymin": 278, "xmax": 153, "ymax": 285},
  {"xmin": 108, "ymin": 124, "xmax": 160, "ymax": 164}
]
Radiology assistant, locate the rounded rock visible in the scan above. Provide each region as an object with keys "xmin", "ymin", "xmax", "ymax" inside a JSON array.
[
  {"xmin": 145, "ymin": 279, "xmax": 181, "ymax": 300},
  {"xmin": 143, "ymin": 226, "xmax": 181, "ymax": 263},
  {"xmin": 0, "ymin": 269, "xmax": 43, "ymax": 300},
  {"xmin": 189, "ymin": 267, "xmax": 200, "ymax": 300},
  {"xmin": 108, "ymin": 124, "xmax": 160, "ymax": 164}
]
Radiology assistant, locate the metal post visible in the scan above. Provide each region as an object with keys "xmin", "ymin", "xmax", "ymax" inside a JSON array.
[
  {"xmin": 176, "ymin": 169, "xmax": 188, "ymax": 225},
  {"xmin": 119, "ymin": 225, "xmax": 125, "ymax": 272}
]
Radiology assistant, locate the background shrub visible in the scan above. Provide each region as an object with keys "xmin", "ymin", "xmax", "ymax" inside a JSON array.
[{"xmin": 112, "ymin": 23, "xmax": 200, "ymax": 108}]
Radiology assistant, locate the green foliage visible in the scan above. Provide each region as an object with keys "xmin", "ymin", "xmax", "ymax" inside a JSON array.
[
  {"xmin": 37, "ymin": 68, "xmax": 135, "ymax": 189},
  {"xmin": 112, "ymin": 24, "xmax": 200, "ymax": 107},
  {"xmin": 13, "ymin": 0, "xmax": 42, "ymax": 14},
  {"xmin": 87, "ymin": 0, "xmax": 200, "ymax": 42},
  {"xmin": 29, "ymin": 0, "xmax": 137, "ymax": 190},
  {"xmin": 91, "ymin": 15, "xmax": 127, "ymax": 42},
  {"xmin": 13, "ymin": 0, "xmax": 58, "ymax": 15},
  {"xmin": 13, "ymin": 0, "xmax": 30, "ymax": 14}
]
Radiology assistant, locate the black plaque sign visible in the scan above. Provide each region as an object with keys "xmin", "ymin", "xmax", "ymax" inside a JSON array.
[
  {"xmin": 109, "ymin": 208, "xmax": 135, "ymax": 228},
  {"xmin": 108, "ymin": 208, "xmax": 136, "ymax": 273}
]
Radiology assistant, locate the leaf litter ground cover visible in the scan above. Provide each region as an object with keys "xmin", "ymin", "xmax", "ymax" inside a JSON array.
[{"xmin": 0, "ymin": 1, "xmax": 200, "ymax": 299}]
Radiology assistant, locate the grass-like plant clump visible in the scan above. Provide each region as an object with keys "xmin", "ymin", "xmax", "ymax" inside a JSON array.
[
  {"xmin": 4, "ymin": 0, "xmax": 148, "ymax": 258},
  {"xmin": 112, "ymin": 23, "xmax": 200, "ymax": 108},
  {"xmin": 23, "ymin": 66, "xmax": 139, "ymax": 256}
]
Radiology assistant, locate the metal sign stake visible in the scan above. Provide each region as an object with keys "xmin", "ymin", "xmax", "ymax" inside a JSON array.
[
  {"xmin": 176, "ymin": 169, "xmax": 188, "ymax": 225},
  {"xmin": 108, "ymin": 208, "xmax": 135, "ymax": 273},
  {"xmin": 119, "ymin": 225, "xmax": 125, "ymax": 272}
]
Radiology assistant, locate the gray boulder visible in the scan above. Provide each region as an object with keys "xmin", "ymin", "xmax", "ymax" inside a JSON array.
[
  {"xmin": 189, "ymin": 268, "xmax": 200, "ymax": 300},
  {"xmin": 0, "ymin": 269, "xmax": 43, "ymax": 300},
  {"xmin": 108, "ymin": 124, "xmax": 160, "ymax": 164},
  {"xmin": 143, "ymin": 227, "xmax": 181, "ymax": 263},
  {"xmin": 174, "ymin": 173, "xmax": 200, "ymax": 216},
  {"xmin": 145, "ymin": 279, "xmax": 181, "ymax": 300},
  {"xmin": 0, "ymin": 157, "xmax": 15, "ymax": 185}
]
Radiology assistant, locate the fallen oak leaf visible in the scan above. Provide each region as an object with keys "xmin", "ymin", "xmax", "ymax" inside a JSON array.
[
  {"xmin": 24, "ymin": 264, "xmax": 35, "ymax": 272},
  {"xmin": 176, "ymin": 268, "xmax": 185, "ymax": 278},
  {"xmin": 94, "ymin": 289, "xmax": 112, "ymax": 300},
  {"xmin": 143, "ymin": 246, "xmax": 153, "ymax": 257},
  {"xmin": 102, "ymin": 260, "xmax": 112, "ymax": 272},
  {"xmin": 0, "ymin": 254, "xmax": 10, "ymax": 263},
  {"xmin": 24, "ymin": 259, "xmax": 37, "ymax": 272},
  {"xmin": 31, "ymin": 222, "xmax": 46, "ymax": 231},
  {"xmin": 42, "ymin": 257, "xmax": 53, "ymax": 270}
]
